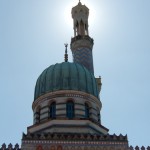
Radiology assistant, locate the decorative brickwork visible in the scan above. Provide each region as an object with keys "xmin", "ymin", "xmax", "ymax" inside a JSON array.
[
  {"xmin": 21, "ymin": 133, "xmax": 129, "ymax": 150},
  {"xmin": 72, "ymin": 47, "xmax": 94, "ymax": 74},
  {"xmin": 71, "ymin": 35, "xmax": 94, "ymax": 74},
  {"xmin": 22, "ymin": 133, "xmax": 128, "ymax": 141}
]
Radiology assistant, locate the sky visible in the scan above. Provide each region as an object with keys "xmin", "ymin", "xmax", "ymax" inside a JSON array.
[{"xmin": 0, "ymin": 0, "xmax": 150, "ymax": 147}]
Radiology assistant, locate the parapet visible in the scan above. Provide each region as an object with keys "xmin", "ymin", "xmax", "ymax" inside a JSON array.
[
  {"xmin": 129, "ymin": 146, "xmax": 150, "ymax": 150},
  {"xmin": 22, "ymin": 132, "xmax": 128, "ymax": 141},
  {"xmin": 0, "ymin": 143, "xmax": 20, "ymax": 150}
]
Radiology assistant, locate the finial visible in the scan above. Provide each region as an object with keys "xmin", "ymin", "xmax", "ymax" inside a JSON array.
[{"xmin": 64, "ymin": 43, "xmax": 68, "ymax": 62}]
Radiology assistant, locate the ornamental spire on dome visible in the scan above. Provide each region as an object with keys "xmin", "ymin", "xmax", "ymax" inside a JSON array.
[{"xmin": 64, "ymin": 43, "xmax": 68, "ymax": 62}]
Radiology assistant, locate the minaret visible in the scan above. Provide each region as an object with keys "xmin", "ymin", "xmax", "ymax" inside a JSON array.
[{"xmin": 71, "ymin": 1, "xmax": 94, "ymax": 74}]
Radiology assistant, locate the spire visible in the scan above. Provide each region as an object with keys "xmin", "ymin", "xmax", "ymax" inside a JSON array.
[{"xmin": 64, "ymin": 43, "xmax": 68, "ymax": 62}]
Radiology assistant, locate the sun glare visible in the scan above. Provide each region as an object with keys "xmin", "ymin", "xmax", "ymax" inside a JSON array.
[{"xmin": 63, "ymin": 1, "xmax": 76, "ymax": 27}]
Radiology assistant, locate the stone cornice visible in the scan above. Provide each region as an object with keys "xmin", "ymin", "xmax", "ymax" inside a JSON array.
[
  {"xmin": 32, "ymin": 90, "xmax": 101, "ymax": 110},
  {"xmin": 27, "ymin": 119, "xmax": 108, "ymax": 135}
]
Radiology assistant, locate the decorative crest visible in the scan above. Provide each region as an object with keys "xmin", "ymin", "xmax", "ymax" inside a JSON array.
[{"xmin": 64, "ymin": 43, "xmax": 68, "ymax": 62}]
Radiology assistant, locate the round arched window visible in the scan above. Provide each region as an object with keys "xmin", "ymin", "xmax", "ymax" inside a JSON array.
[
  {"xmin": 66, "ymin": 101, "xmax": 74, "ymax": 119},
  {"xmin": 85, "ymin": 103, "xmax": 89, "ymax": 118},
  {"xmin": 50, "ymin": 102, "xmax": 56, "ymax": 119}
]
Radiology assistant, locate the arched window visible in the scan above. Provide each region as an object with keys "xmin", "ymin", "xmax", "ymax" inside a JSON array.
[
  {"xmin": 98, "ymin": 112, "xmax": 100, "ymax": 123},
  {"xmin": 38, "ymin": 109, "xmax": 41, "ymax": 123},
  {"xmin": 50, "ymin": 102, "xmax": 56, "ymax": 119},
  {"xmin": 66, "ymin": 101, "xmax": 74, "ymax": 119},
  {"xmin": 35, "ymin": 107, "xmax": 40, "ymax": 124},
  {"xmin": 97, "ymin": 108, "xmax": 100, "ymax": 123},
  {"xmin": 85, "ymin": 103, "xmax": 89, "ymax": 118}
]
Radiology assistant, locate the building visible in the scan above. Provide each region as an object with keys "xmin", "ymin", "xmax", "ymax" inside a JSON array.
[{"xmin": 0, "ymin": 1, "xmax": 149, "ymax": 150}]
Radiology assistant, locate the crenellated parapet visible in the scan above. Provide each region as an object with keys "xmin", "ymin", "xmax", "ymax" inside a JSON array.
[
  {"xmin": 129, "ymin": 146, "xmax": 150, "ymax": 150},
  {"xmin": 0, "ymin": 143, "xmax": 20, "ymax": 150},
  {"xmin": 22, "ymin": 132, "xmax": 128, "ymax": 142}
]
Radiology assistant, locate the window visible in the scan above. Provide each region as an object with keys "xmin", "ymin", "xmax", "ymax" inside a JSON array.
[
  {"xmin": 35, "ymin": 107, "xmax": 40, "ymax": 124},
  {"xmin": 66, "ymin": 101, "xmax": 74, "ymax": 119},
  {"xmin": 37, "ymin": 110, "xmax": 41, "ymax": 123},
  {"xmin": 50, "ymin": 102, "xmax": 56, "ymax": 119},
  {"xmin": 98, "ymin": 113, "xmax": 100, "ymax": 122},
  {"xmin": 98, "ymin": 112, "xmax": 100, "ymax": 123},
  {"xmin": 97, "ymin": 108, "xmax": 100, "ymax": 123},
  {"xmin": 85, "ymin": 103, "xmax": 89, "ymax": 118}
]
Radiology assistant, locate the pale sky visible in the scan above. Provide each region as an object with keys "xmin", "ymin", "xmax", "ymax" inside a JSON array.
[{"xmin": 0, "ymin": 0, "xmax": 150, "ymax": 147}]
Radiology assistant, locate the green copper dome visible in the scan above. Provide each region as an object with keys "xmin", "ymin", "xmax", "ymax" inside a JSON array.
[{"xmin": 34, "ymin": 62, "xmax": 99, "ymax": 100}]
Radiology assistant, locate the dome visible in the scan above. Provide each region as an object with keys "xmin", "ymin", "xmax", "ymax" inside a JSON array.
[{"xmin": 34, "ymin": 62, "xmax": 99, "ymax": 100}]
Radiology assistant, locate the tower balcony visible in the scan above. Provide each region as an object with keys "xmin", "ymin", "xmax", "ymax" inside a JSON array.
[{"xmin": 71, "ymin": 35, "xmax": 94, "ymax": 46}]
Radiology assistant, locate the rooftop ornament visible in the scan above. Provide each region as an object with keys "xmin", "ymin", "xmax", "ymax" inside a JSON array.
[{"xmin": 64, "ymin": 43, "xmax": 68, "ymax": 62}]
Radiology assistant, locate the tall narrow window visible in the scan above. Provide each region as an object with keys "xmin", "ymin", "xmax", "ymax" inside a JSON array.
[
  {"xmin": 98, "ymin": 113, "xmax": 100, "ymax": 122},
  {"xmin": 85, "ymin": 103, "xmax": 89, "ymax": 118},
  {"xmin": 37, "ymin": 110, "xmax": 41, "ymax": 123},
  {"xmin": 97, "ymin": 108, "xmax": 100, "ymax": 123},
  {"xmin": 35, "ymin": 107, "xmax": 40, "ymax": 124},
  {"xmin": 50, "ymin": 102, "xmax": 56, "ymax": 119},
  {"xmin": 35, "ymin": 111, "xmax": 40, "ymax": 124},
  {"xmin": 66, "ymin": 101, "xmax": 74, "ymax": 119}
]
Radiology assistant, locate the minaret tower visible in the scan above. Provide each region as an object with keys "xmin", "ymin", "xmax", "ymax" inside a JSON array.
[{"xmin": 71, "ymin": 1, "xmax": 94, "ymax": 74}]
